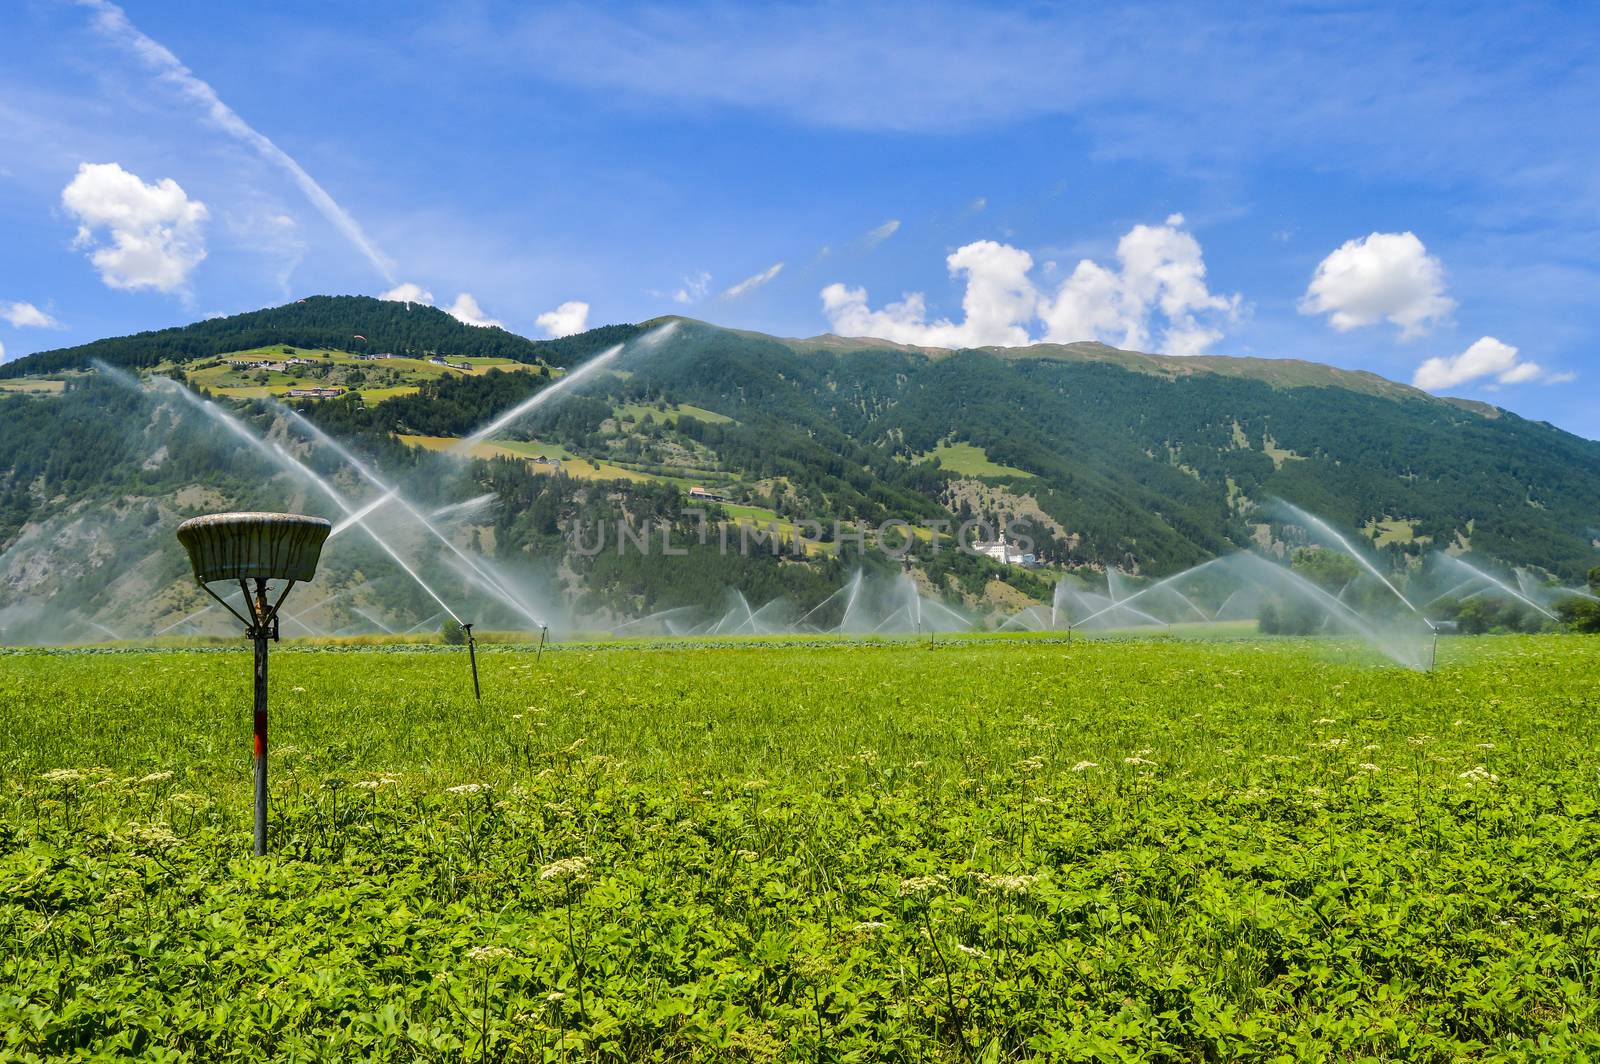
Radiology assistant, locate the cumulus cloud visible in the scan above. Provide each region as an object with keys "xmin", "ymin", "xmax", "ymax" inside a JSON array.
[
  {"xmin": 1, "ymin": 302, "xmax": 59, "ymax": 328},
  {"xmin": 720, "ymin": 262, "xmax": 784, "ymax": 300},
  {"xmin": 1300, "ymin": 231, "xmax": 1453, "ymax": 338},
  {"xmin": 62, "ymin": 162, "xmax": 208, "ymax": 293},
  {"xmin": 379, "ymin": 284, "xmax": 505, "ymax": 329},
  {"xmin": 1412, "ymin": 336, "xmax": 1547, "ymax": 390},
  {"xmin": 445, "ymin": 293, "xmax": 504, "ymax": 329},
  {"xmin": 821, "ymin": 215, "xmax": 1239, "ymax": 354},
  {"xmin": 380, "ymin": 282, "xmax": 434, "ymax": 304},
  {"xmin": 673, "ymin": 271, "xmax": 711, "ymax": 304},
  {"xmin": 535, "ymin": 300, "xmax": 589, "ymax": 337},
  {"xmin": 1039, "ymin": 213, "xmax": 1239, "ymax": 355},
  {"xmin": 822, "ymin": 240, "xmax": 1036, "ymax": 347},
  {"xmin": 75, "ymin": 0, "xmax": 395, "ymax": 282}
]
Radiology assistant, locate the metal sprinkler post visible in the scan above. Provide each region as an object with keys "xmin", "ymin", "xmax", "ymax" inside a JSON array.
[
  {"xmin": 176, "ymin": 513, "xmax": 330, "ymax": 857},
  {"xmin": 463, "ymin": 622, "xmax": 482, "ymax": 702}
]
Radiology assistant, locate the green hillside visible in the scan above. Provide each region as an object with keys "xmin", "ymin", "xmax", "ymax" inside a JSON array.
[{"xmin": 1, "ymin": 300, "xmax": 1597, "ymax": 640}]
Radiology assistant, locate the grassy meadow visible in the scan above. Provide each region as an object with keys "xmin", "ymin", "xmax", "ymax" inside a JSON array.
[{"xmin": 3, "ymin": 635, "xmax": 1599, "ymax": 1060}]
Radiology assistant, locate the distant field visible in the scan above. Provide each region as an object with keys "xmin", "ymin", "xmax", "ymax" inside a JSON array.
[
  {"xmin": 4, "ymin": 635, "xmax": 1597, "ymax": 1059},
  {"xmin": 613, "ymin": 401, "xmax": 734, "ymax": 426},
  {"xmin": 0, "ymin": 378, "xmax": 65, "ymax": 394},
  {"xmin": 185, "ymin": 346, "xmax": 541, "ymax": 403},
  {"xmin": 397, "ymin": 434, "xmax": 653, "ymax": 482},
  {"xmin": 919, "ymin": 441, "xmax": 1030, "ymax": 478},
  {"xmin": 1364, "ymin": 516, "xmax": 1419, "ymax": 546}
]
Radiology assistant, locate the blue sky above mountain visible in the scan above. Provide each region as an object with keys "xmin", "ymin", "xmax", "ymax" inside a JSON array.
[{"xmin": 1, "ymin": 1, "xmax": 1595, "ymax": 436}]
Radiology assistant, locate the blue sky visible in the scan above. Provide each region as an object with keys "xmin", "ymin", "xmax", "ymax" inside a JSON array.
[{"xmin": 2, "ymin": 1, "xmax": 1597, "ymax": 436}]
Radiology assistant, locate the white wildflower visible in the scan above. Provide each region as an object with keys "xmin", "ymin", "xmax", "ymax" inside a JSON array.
[
  {"xmin": 979, "ymin": 873, "xmax": 1040, "ymax": 894},
  {"xmin": 446, "ymin": 783, "xmax": 487, "ymax": 795},
  {"xmin": 1071, "ymin": 761, "xmax": 1097, "ymax": 772},
  {"xmin": 136, "ymin": 771, "xmax": 174, "ymax": 785},
  {"xmin": 955, "ymin": 944, "xmax": 988, "ymax": 959},
  {"xmin": 1458, "ymin": 766, "xmax": 1499, "ymax": 785},
  {"xmin": 538, "ymin": 856, "xmax": 592, "ymax": 882},
  {"xmin": 130, "ymin": 824, "xmax": 181, "ymax": 851},
  {"xmin": 897, "ymin": 874, "xmax": 948, "ymax": 896},
  {"xmin": 467, "ymin": 946, "xmax": 513, "ymax": 965}
]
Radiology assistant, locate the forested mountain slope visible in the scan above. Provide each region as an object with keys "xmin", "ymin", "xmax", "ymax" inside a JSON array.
[{"xmin": 2, "ymin": 300, "xmax": 1596, "ymax": 642}]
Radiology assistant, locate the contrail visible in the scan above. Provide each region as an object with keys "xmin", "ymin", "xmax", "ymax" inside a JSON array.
[{"xmin": 73, "ymin": 0, "xmax": 396, "ymax": 283}]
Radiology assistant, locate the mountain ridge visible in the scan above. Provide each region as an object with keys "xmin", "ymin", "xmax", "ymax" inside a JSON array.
[{"xmin": 7, "ymin": 299, "xmax": 1537, "ymax": 428}]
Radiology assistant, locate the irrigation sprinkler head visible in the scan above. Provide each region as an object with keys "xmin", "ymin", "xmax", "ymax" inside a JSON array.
[
  {"xmin": 175, "ymin": 512, "xmax": 330, "ymax": 857},
  {"xmin": 177, "ymin": 512, "xmax": 332, "ymax": 587}
]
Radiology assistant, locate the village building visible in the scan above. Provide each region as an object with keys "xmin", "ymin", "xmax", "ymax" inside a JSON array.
[
  {"xmin": 687, "ymin": 484, "xmax": 730, "ymax": 503},
  {"xmin": 973, "ymin": 530, "xmax": 1037, "ymax": 568}
]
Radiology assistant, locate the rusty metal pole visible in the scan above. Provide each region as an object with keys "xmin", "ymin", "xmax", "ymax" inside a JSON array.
[{"xmin": 251, "ymin": 578, "xmax": 270, "ymax": 857}]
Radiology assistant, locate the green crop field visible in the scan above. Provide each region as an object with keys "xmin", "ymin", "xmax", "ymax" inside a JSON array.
[{"xmin": 3, "ymin": 635, "xmax": 1598, "ymax": 1060}]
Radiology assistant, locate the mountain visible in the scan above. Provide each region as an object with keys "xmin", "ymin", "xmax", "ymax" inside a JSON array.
[
  {"xmin": 1, "ymin": 297, "xmax": 1596, "ymax": 641},
  {"xmin": 0, "ymin": 295, "xmax": 636, "ymax": 378}
]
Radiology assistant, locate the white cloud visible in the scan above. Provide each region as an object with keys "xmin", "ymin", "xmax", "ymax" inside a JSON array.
[
  {"xmin": 379, "ymin": 284, "xmax": 505, "ymax": 329},
  {"xmin": 861, "ymin": 218, "xmax": 900, "ymax": 249},
  {"xmin": 445, "ymin": 293, "xmax": 504, "ymax": 329},
  {"xmin": 62, "ymin": 162, "xmax": 208, "ymax": 293},
  {"xmin": 1, "ymin": 302, "xmax": 58, "ymax": 328},
  {"xmin": 822, "ymin": 215, "xmax": 1239, "ymax": 354},
  {"xmin": 380, "ymin": 282, "xmax": 434, "ymax": 304},
  {"xmin": 1545, "ymin": 370, "xmax": 1578, "ymax": 385},
  {"xmin": 535, "ymin": 300, "xmax": 589, "ymax": 337},
  {"xmin": 75, "ymin": 0, "xmax": 395, "ymax": 283},
  {"xmin": 1412, "ymin": 336, "xmax": 1547, "ymax": 390},
  {"xmin": 672, "ymin": 271, "xmax": 711, "ymax": 304},
  {"xmin": 1039, "ymin": 213, "xmax": 1239, "ymax": 355},
  {"xmin": 1300, "ymin": 231, "xmax": 1453, "ymax": 339},
  {"xmin": 720, "ymin": 262, "xmax": 784, "ymax": 300},
  {"xmin": 822, "ymin": 240, "xmax": 1036, "ymax": 347}
]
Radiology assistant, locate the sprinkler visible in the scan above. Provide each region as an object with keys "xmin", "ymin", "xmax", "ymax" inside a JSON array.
[
  {"xmin": 176, "ymin": 512, "xmax": 331, "ymax": 857},
  {"xmin": 463, "ymin": 622, "xmax": 482, "ymax": 702}
]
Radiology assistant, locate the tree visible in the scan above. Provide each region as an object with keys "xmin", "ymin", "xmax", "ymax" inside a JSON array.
[{"xmin": 1557, "ymin": 595, "xmax": 1600, "ymax": 634}]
